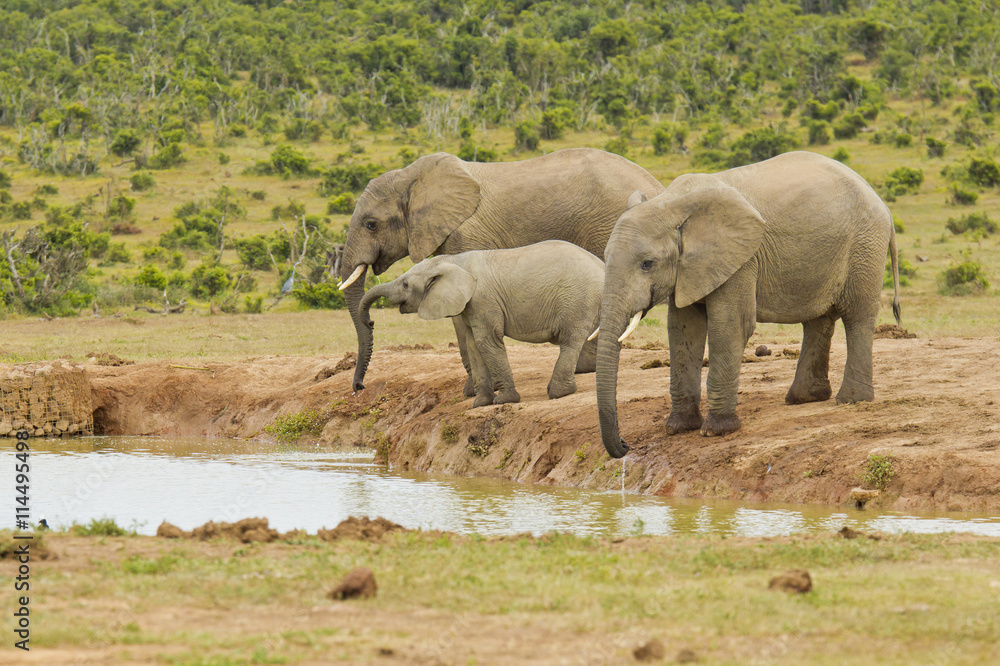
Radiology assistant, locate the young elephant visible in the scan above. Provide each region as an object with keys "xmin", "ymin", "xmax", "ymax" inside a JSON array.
[{"xmin": 357, "ymin": 241, "xmax": 604, "ymax": 407}]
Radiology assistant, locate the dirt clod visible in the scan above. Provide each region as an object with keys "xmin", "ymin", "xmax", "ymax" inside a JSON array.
[
  {"xmin": 755, "ymin": 345, "xmax": 772, "ymax": 357},
  {"xmin": 781, "ymin": 347, "xmax": 800, "ymax": 358},
  {"xmin": 838, "ymin": 526, "xmax": 861, "ymax": 539},
  {"xmin": 675, "ymin": 648, "xmax": 699, "ymax": 663},
  {"xmin": 156, "ymin": 521, "xmax": 185, "ymax": 538},
  {"xmin": 190, "ymin": 517, "xmax": 280, "ymax": 543},
  {"xmin": 86, "ymin": 352, "xmax": 133, "ymax": 366},
  {"xmin": 875, "ymin": 324, "xmax": 917, "ymax": 339},
  {"xmin": 634, "ymin": 638, "xmax": 666, "ymax": 661},
  {"xmin": 317, "ymin": 516, "xmax": 407, "ymax": 542},
  {"xmin": 329, "ymin": 566, "xmax": 378, "ymax": 600},
  {"xmin": 849, "ymin": 488, "xmax": 880, "ymax": 508},
  {"xmin": 641, "ymin": 359, "xmax": 668, "ymax": 370},
  {"xmin": 315, "ymin": 352, "xmax": 358, "ymax": 381},
  {"xmin": 769, "ymin": 569, "xmax": 813, "ymax": 593}
]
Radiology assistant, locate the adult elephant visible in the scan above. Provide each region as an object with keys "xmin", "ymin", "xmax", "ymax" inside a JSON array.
[
  {"xmin": 595, "ymin": 151, "xmax": 900, "ymax": 458},
  {"xmin": 338, "ymin": 148, "xmax": 664, "ymax": 393}
]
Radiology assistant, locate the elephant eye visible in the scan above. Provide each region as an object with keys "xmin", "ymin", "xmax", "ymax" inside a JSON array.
[
  {"xmin": 364, "ymin": 218, "xmax": 378, "ymax": 231},
  {"xmin": 402, "ymin": 279, "xmax": 408, "ymax": 289},
  {"xmin": 640, "ymin": 259, "xmax": 654, "ymax": 271}
]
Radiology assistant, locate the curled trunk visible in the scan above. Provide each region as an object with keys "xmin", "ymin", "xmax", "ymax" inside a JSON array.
[
  {"xmin": 596, "ymin": 300, "xmax": 631, "ymax": 458},
  {"xmin": 353, "ymin": 281, "xmax": 397, "ymax": 391}
]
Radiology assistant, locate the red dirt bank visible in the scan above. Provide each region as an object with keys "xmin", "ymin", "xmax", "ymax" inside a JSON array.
[{"xmin": 88, "ymin": 337, "xmax": 1000, "ymax": 513}]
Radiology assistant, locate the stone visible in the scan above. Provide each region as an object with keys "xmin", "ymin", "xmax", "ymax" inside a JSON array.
[
  {"xmin": 329, "ymin": 567, "xmax": 378, "ymax": 600},
  {"xmin": 769, "ymin": 569, "xmax": 813, "ymax": 593},
  {"xmin": 56, "ymin": 419, "xmax": 69, "ymax": 431},
  {"xmin": 633, "ymin": 638, "xmax": 666, "ymax": 661},
  {"xmin": 0, "ymin": 422, "xmax": 10, "ymax": 436},
  {"xmin": 755, "ymin": 344, "xmax": 772, "ymax": 357}
]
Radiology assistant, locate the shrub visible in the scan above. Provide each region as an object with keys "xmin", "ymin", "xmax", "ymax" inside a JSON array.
[
  {"xmin": 882, "ymin": 166, "xmax": 924, "ymax": 200},
  {"xmin": 0, "ymin": 170, "xmax": 10, "ymax": 188},
  {"xmin": 456, "ymin": 141, "xmax": 497, "ymax": 162},
  {"xmin": 539, "ymin": 106, "xmax": 574, "ymax": 140},
  {"xmin": 149, "ymin": 143, "xmax": 185, "ymax": 169},
  {"xmin": 229, "ymin": 123, "xmax": 247, "ymax": 138},
  {"xmin": 11, "ymin": 201, "xmax": 32, "ymax": 219},
  {"xmin": 651, "ymin": 122, "xmax": 687, "ymax": 155},
  {"xmin": 948, "ymin": 185, "xmax": 978, "ymax": 206},
  {"xmin": 265, "ymin": 409, "xmax": 326, "ymax": 442},
  {"xmin": 938, "ymin": 250, "xmax": 990, "ymax": 295},
  {"xmin": 189, "ymin": 263, "xmax": 231, "ymax": 298},
  {"xmin": 884, "ymin": 256, "xmax": 916, "ymax": 287},
  {"xmin": 318, "ymin": 163, "xmax": 383, "ymax": 195},
  {"xmin": 726, "ymin": 126, "xmax": 798, "ymax": 168},
  {"xmin": 945, "ymin": 212, "xmax": 998, "ymax": 236},
  {"xmin": 110, "ymin": 129, "xmax": 141, "ymax": 157},
  {"xmin": 234, "ymin": 234, "xmax": 274, "ymax": 270},
  {"xmin": 892, "ymin": 133, "xmax": 913, "ymax": 148},
  {"xmin": 967, "ymin": 156, "xmax": 1000, "ymax": 187},
  {"xmin": 926, "ymin": 137, "xmax": 946, "ymax": 158},
  {"xmin": 893, "ymin": 216, "xmax": 905, "ymax": 234},
  {"xmin": 291, "ymin": 282, "xmax": 346, "ymax": 309},
  {"xmin": 104, "ymin": 243, "xmax": 132, "ymax": 264},
  {"xmin": 604, "ymin": 135, "xmax": 630, "ymax": 158},
  {"xmin": 832, "ymin": 147, "xmax": 850, "ymax": 162},
  {"xmin": 861, "ymin": 453, "xmax": 896, "ymax": 491},
  {"xmin": 135, "ymin": 265, "xmax": 167, "ymax": 290},
  {"xmin": 327, "ymin": 193, "xmax": 356, "ymax": 216},
  {"xmin": 35, "ymin": 183, "xmax": 58, "ymax": 195},
  {"xmin": 514, "ymin": 121, "xmax": 540, "ymax": 151},
  {"xmin": 832, "ymin": 112, "xmax": 867, "ymax": 139},
  {"xmin": 130, "ymin": 172, "xmax": 156, "ymax": 191},
  {"xmin": 218, "ymin": 152, "xmax": 230, "ymax": 165},
  {"xmin": 802, "ymin": 98, "xmax": 840, "ymax": 122},
  {"xmin": 266, "ymin": 145, "xmax": 313, "ymax": 177},
  {"xmin": 806, "ymin": 120, "xmax": 831, "ymax": 146}
]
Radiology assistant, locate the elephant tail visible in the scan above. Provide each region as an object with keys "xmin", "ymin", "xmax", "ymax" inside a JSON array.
[{"xmin": 888, "ymin": 219, "xmax": 901, "ymax": 325}]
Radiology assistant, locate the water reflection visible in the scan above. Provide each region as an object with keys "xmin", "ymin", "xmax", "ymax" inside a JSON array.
[{"xmin": 3, "ymin": 436, "xmax": 999, "ymax": 538}]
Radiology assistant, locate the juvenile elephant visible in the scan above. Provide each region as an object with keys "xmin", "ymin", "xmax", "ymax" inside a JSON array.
[
  {"xmin": 596, "ymin": 151, "xmax": 901, "ymax": 458},
  {"xmin": 337, "ymin": 148, "xmax": 664, "ymax": 393},
  {"xmin": 358, "ymin": 241, "xmax": 605, "ymax": 407}
]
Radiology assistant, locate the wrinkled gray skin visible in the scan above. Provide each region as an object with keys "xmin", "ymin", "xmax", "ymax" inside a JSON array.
[
  {"xmin": 597, "ymin": 151, "xmax": 901, "ymax": 458},
  {"xmin": 358, "ymin": 241, "xmax": 605, "ymax": 406},
  {"xmin": 339, "ymin": 148, "xmax": 664, "ymax": 393}
]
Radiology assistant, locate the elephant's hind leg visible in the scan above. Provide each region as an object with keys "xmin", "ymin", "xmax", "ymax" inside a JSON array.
[
  {"xmin": 836, "ymin": 311, "xmax": 876, "ymax": 404},
  {"xmin": 548, "ymin": 336, "xmax": 587, "ymax": 399},
  {"xmin": 574, "ymin": 338, "xmax": 597, "ymax": 374},
  {"xmin": 786, "ymin": 315, "xmax": 836, "ymax": 405}
]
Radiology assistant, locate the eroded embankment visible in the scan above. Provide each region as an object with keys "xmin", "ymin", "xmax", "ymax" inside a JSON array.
[{"xmin": 86, "ymin": 337, "xmax": 1000, "ymax": 512}]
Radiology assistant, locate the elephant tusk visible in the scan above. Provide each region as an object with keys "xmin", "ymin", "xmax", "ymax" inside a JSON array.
[
  {"xmin": 618, "ymin": 312, "xmax": 643, "ymax": 343},
  {"xmin": 587, "ymin": 327, "xmax": 599, "ymax": 341},
  {"xmin": 338, "ymin": 264, "xmax": 366, "ymax": 290}
]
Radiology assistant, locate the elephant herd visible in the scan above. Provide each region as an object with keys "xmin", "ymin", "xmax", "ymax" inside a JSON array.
[{"xmin": 338, "ymin": 148, "xmax": 900, "ymax": 459}]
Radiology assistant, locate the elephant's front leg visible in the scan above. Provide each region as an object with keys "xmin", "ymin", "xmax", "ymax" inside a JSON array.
[
  {"xmin": 457, "ymin": 319, "xmax": 496, "ymax": 408},
  {"xmin": 452, "ymin": 318, "xmax": 477, "ymax": 398},
  {"xmin": 666, "ymin": 300, "xmax": 707, "ymax": 434},
  {"xmin": 702, "ymin": 268, "xmax": 757, "ymax": 436},
  {"xmin": 471, "ymin": 320, "xmax": 520, "ymax": 405}
]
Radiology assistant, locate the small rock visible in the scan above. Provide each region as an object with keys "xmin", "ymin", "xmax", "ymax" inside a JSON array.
[
  {"xmin": 633, "ymin": 638, "xmax": 666, "ymax": 661},
  {"xmin": 329, "ymin": 567, "xmax": 378, "ymax": 600},
  {"xmin": 157, "ymin": 521, "xmax": 185, "ymax": 538},
  {"xmin": 754, "ymin": 344, "xmax": 772, "ymax": 357},
  {"xmin": 849, "ymin": 487, "xmax": 880, "ymax": 508},
  {"xmin": 675, "ymin": 649, "xmax": 699, "ymax": 663},
  {"xmin": 768, "ymin": 569, "xmax": 812, "ymax": 593}
]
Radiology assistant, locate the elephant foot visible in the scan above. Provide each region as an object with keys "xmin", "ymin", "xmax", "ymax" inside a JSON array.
[
  {"xmin": 700, "ymin": 411, "xmax": 741, "ymax": 437},
  {"xmin": 473, "ymin": 393, "xmax": 495, "ymax": 408},
  {"xmin": 835, "ymin": 377, "xmax": 874, "ymax": 404},
  {"xmin": 665, "ymin": 406, "xmax": 703, "ymax": 435},
  {"xmin": 785, "ymin": 378, "xmax": 832, "ymax": 405},
  {"xmin": 547, "ymin": 378, "xmax": 577, "ymax": 400},
  {"xmin": 493, "ymin": 389, "xmax": 521, "ymax": 405},
  {"xmin": 463, "ymin": 375, "xmax": 477, "ymax": 398}
]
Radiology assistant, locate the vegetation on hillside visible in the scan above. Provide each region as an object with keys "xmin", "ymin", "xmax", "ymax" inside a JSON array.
[{"xmin": 0, "ymin": 0, "xmax": 998, "ymax": 317}]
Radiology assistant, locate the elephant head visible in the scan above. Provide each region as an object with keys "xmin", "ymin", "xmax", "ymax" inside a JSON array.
[
  {"xmin": 355, "ymin": 257, "xmax": 478, "ymax": 386},
  {"xmin": 596, "ymin": 187, "xmax": 765, "ymax": 458},
  {"xmin": 339, "ymin": 153, "xmax": 482, "ymax": 391}
]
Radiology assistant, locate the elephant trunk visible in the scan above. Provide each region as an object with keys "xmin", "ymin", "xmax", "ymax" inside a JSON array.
[
  {"xmin": 596, "ymin": 298, "xmax": 631, "ymax": 459},
  {"xmin": 353, "ymin": 281, "xmax": 398, "ymax": 391},
  {"xmin": 341, "ymin": 263, "xmax": 368, "ymax": 391}
]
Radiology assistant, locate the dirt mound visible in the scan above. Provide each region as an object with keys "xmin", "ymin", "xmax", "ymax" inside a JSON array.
[
  {"xmin": 154, "ymin": 516, "xmax": 412, "ymax": 543},
  {"xmin": 314, "ymin": 352, "xmax": 357, "ymax": 381},
  {"xmin": 874, "ymin": 324, "xmax": 917, "ymax": 339},
  {"xmin": 86, "ymin": 352, "xmax": 134, "ymax": 366},
  {"xmin": 317, "ymin": 516, "xmax": 408, "ymax": 542}
]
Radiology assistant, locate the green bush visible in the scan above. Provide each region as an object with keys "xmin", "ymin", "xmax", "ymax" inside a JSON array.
[
  {"xmin": 892, "ymin": 132, "xmax": 913, "ymax": 148},
  {"xmin": 967, "ymin": 156, "xmax": 1000, "ymax": 187},
  {"xmin": 726, "ymin": 126, "xmax": 798, "ymax": 168},
  {"xmin": 110, "ymin": 129, "xmax": 141, "ymax": 157},
  {"xmin": 189, "ymin": 263, "xmax": 232, "ymax": 298},
  {"xmin": 104, "ymin": 243, "xmax": 132, "ymax": 264},
  {"xmin": 318, "ymin": 163, "xmax": 383, "ymax": 195},
  {"xmin": 456, "ymin": 141, "xmax": 497, "ymax": 162},
  {"xmin": 883, "ymin": 166, "xmax": 924, "ymax": 199},
  {"xmin": 265, "ymin": 409, "xmax": 326, "ymax": 442},
  {"xmin": 327, "ymin": 193, "xmax": 356, "ymax": 215},
  {"xmin": 135, "ymin": 264, "xmax": 167, "ymax": 290},
  {"xmin": 802, "ymin": 98, "xmax": 840, "ymax": 122},
  {"xmin": 832, "ymin": 147, "xmax": 850, "ymax": 162},
  {"xmin": 514, "ymin": 121, "xmax": 540, "ymax": 151},
  {"xmin": 539, "ymin": 106, "xmax": 574, "ymax": 140},
  {"xmin": 651, "ymin": 122, "xmax": 687, "ymax": 155},
  {"xmin": 292, "ymin": 282, "xmax": 347, "ymax": 309},
  {"xmin": 945, "ymin": 212, "xmax": 998, "ymax": 236},
  {"xmin": 832, "ymin": 112, "xmax": 867, "ymax": 139},
  {"xmin": 926, "ymin": 137, "xmax": 946, "ymax": 158},
  {"xmin": 938, "ymin": 251, "xmax": 990, "ymax": 295},
  {"xmin": 806, "ymin": 120, "xmax": 831, "ymax": 146},
  {"xmin": 130, "ymin": 172, "xmax": 156, "ymax": 191},
  {"xmin": 948, "ymin": 184, "xmax": 978, "ymax": 206},
  {"xmin": 0, "ymin": 170, "xmax": 11, "ymax": 189},
  {"xmin": 884, "ymin": 256, "xmax": 916, "ymax": 287},
  {"xmin": 604, "ymin": 135, "xmax": 630, "ymax": 158},
  {"xmin": 149, "ymin": 143, "xmax": 185, "ymax": 169}
]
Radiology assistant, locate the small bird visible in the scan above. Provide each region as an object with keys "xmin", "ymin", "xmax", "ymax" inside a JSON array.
[{"xmin": 38, "ymin": 517, "xmax": 49, "ymax": 531}]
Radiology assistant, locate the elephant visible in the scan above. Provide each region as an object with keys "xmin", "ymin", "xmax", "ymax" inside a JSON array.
[
  {"xmin": 595, "ymin": 151, "xmax": 901, "ymax": 458},
  {"xmin": 357, "ymin": 241, "xmax": 605, "ymax": 407},
  {"xmin": 336, "ymin": 148, "xmax": 664, "ymax": 394}
]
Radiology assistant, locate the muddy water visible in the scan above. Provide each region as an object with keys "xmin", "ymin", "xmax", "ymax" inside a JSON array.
[{"xmin": 5, "ymin": 437, "xmax": 1000, "ymax": 538}]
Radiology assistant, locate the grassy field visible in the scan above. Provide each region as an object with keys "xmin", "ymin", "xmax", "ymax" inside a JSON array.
[{"xmin": 1, "ymin": 528, "xmax": 998, "ymax": 664}]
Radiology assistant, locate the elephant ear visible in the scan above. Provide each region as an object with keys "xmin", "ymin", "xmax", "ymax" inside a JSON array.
[
  {"xmin": 406, "ymin": 153, "xmax": 482, "ymax": 263},
  {"xmin": 417, "ymin": 262, "xmax": 478, "ymax": 320},
  {"xmin": 674, "ymin": 188, "xmax": 765, "ymax": 309},
  {"xmin": 627, "ymin": 190, "xmax": 647, "ymax": 209}
]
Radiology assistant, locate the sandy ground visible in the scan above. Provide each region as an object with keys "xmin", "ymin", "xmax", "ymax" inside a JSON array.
[{"xmin": 85, "ymin": 332, "xmax": 1000, "ymax": 513}]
